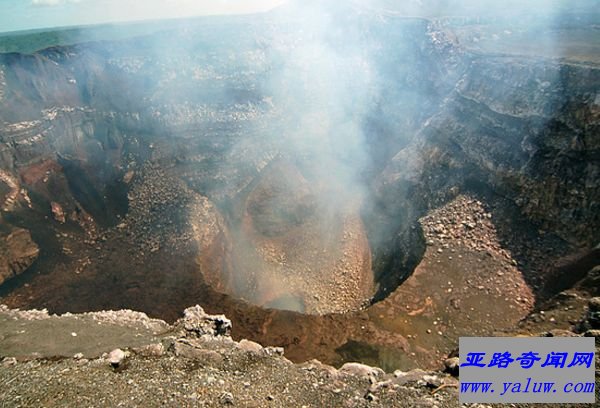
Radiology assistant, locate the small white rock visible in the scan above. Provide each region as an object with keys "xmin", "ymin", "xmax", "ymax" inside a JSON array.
[{"xmin": 107, "ymin": 348, "xmax": 127, "ymax": 368}]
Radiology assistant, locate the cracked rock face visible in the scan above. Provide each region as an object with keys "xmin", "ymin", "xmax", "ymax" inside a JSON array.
[{"xmin": 0, "ymin": 228, "xmax": 39, "ymax": 286}]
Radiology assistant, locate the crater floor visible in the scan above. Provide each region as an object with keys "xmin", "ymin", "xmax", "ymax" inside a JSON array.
[{"xmin": 0, "ymin": 182, "xmax": 572, "ymax": 371}]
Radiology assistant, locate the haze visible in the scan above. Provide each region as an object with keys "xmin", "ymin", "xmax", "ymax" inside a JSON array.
[{"xmin": 0, "ymin": 0, "xmax": 287, "ymax": 33}]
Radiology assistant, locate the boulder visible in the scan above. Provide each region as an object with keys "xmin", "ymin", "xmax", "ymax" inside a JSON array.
[
  {"xmin": 51, "ymin": 201, "xmax": 66, "ymax": 223},
  {"xmin": 443, "ymin": 357, "xmax": 460, "ymax": 377},
  {"xmin": 176, "ymin": 305, "xmax": 232, "ymax": 337},
  {"xmin": 237, "ymin": 339, "xmax": 263, "ymax": 354},
  {"xmin": 107, "ymin": 348, "xmax": 127, "ymax": 369},
  {"xmin": 173, "ymin": 340, "xmax": 224, "ymax": 365},
  {"xmin": 586, "ymin": 297, "xmax": 600, "ymax": 329}
]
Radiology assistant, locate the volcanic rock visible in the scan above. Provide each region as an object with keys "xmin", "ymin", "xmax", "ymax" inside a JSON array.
[
  {"xmin": 443, "ymin": 357, "xmax": 460, "ymax": 377},
  {"xmin": 586, "ymin": 297, "xmax": 600, "ymax": 329},
  {"xmin": 0, "ymin": 227, "xmax": 39, "ymax": 286},
  {"xmin": 338, "ymin": 362, "xmax": 384, "ymax": 378},
  {"xmin": 237, "ymin": 339, "xmax": 264, "ymax": 354},
  {"xmin": 176, "ymin": 305, "xmax": 232, "ymax": 338},
  {"xmin": 107, "ymin": 348, "xmax": 127, "ymax": 369},
  {"xmin": 51, "ymin": 201, "xmax": 66, "ymax": 223}
]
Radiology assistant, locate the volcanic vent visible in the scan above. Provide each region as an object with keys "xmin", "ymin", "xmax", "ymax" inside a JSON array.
[{"xmin": 196, "ymin": 156, "xmax": 374, "ymax": 314}]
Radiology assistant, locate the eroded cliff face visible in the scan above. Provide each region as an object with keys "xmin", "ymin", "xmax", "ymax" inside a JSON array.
[
  {"xmin": 376, "ymin": 57, "xmax": 599, "ymax": 248},
  {"xmin": 0, "ymin": 5, "xmax": 597, "ymax": 315},
  {"xmin": 0, "ymin": 227, "xmax": 39, "ymax": 286}
]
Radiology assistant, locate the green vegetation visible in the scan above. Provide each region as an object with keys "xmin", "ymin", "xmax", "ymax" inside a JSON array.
[
  {"xmin": 0, "ymin": 12, "xmax": 259, "ymax": 55},
  {"xmin": 0, "ymin": 15, "xmax": 242, "ymax": 55},
  {"xmin": 0, "ymin": 22, "xmax": 172, "ymax": 54}
]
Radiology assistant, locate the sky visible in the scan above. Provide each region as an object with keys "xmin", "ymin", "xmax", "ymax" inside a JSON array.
[{"xmin": 0, "ymin": 0, "xmax": 287, "ymax": 33}]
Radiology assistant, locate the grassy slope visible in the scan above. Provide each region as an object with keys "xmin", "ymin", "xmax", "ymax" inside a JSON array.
[{"xmin": 0, "ymin": 15, "xmax": 245, "ymax": 55}]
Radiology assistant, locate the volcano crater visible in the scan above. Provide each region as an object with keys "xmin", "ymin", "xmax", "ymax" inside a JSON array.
[{"xmin": 0, "ymin": 6, "xmax": 598, "ymax": 370}]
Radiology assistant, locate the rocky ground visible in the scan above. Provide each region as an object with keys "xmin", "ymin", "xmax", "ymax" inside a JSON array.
[
  {"xmin": 1, "ymin": 192, "xmax": 597, "ymax": 408},
  {"xmin": 233, "ymin": 158, "xmax": 374, "ymax": 315},
  {"xmin": 0, "ymin": 188, "xmax": 586, "ymax": 372},
  {"xmin": 0, "ymin": 186, "xmax": 597, "ymax": 407},
  {"xmin": 0, "ymin": 301, "xmax": 598, "ymax": 408},
  {"xmin": 362, "ymin": 192, "xmax": 573, "ymax": 369},
  {"xmin": 0, "ymin": 305, "xmax": 462, "ymax": 408}
]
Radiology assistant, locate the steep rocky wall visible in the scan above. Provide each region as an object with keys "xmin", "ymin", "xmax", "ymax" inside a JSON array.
[{"xmin": 376, "ymin": 57, "xmax": 599, "ymax": 253}]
